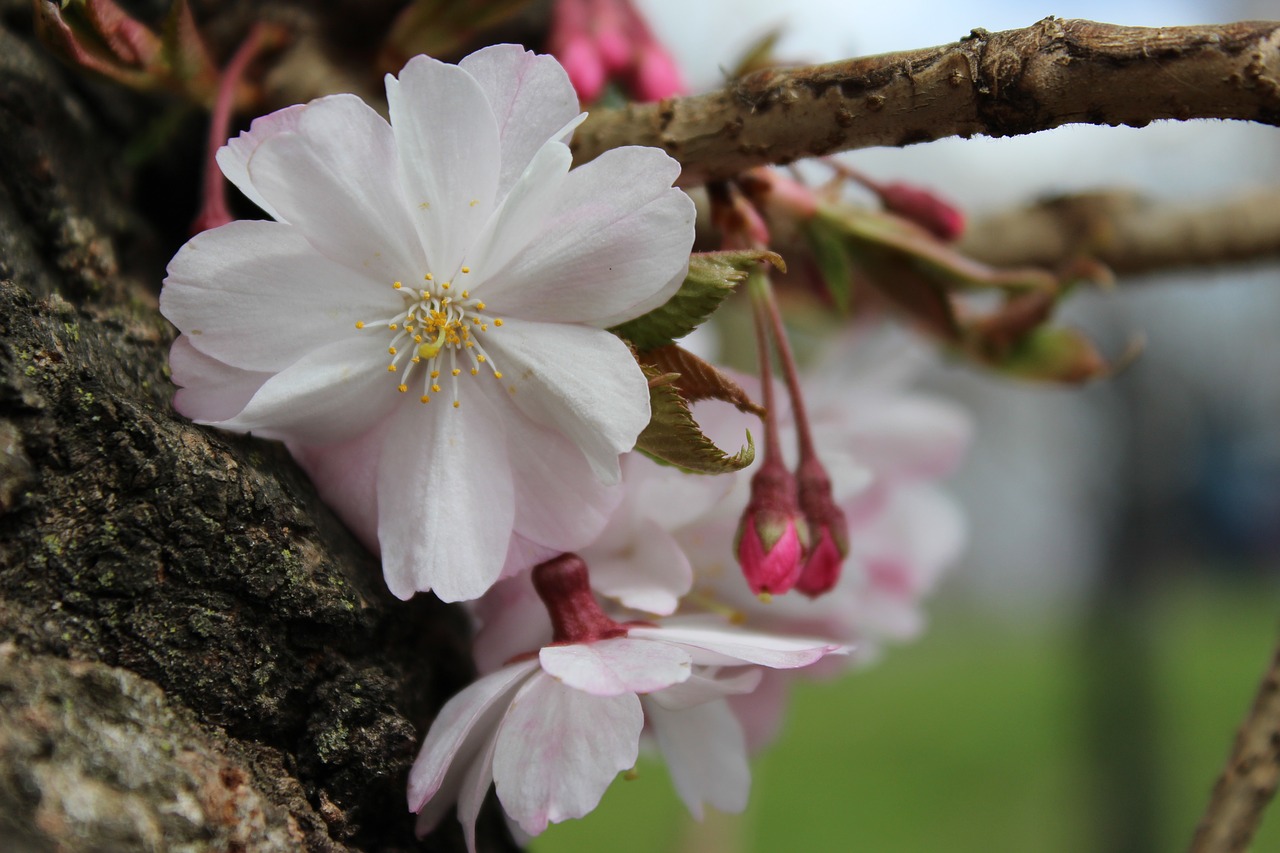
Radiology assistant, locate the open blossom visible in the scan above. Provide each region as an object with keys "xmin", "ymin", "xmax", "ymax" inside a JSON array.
[
  {"xmin": 159, "ymin": 45, "xmax": 696, "ymax": 601},
  {"xmin": 410, "ymin": 555, "xmax": 841, "ymax": 848}
]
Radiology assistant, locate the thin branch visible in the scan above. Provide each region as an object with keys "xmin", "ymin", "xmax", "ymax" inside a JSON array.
[
  {"xmin": 1190, "ymin": 635, "xmax": 1280, "ymax": 853},
  {"xmin": 957, "ymin": 188, "xmax": 1280, "ymax": 276},
  {"xmin": 573, "ymin": 18, "xmax": 1280, "ymax": 186}
]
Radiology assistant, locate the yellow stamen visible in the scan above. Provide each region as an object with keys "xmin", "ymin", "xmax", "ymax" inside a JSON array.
[
  {"xmin": 387, "ymin": 365, "xmax": 397, "ymax": 373},
  {"xmin": 453, "ymin": 400, "xmax": 461, "ymax": 407},
  {"xmin": 397, "ymin": 384, "xmax": 407, "ymax": 393},
  {"xmin": 393, "ymin": 281, "xmax": 402, "ymax": 289},
  {"xmin": 425, "ymin": 273, "xmax": 434, "ymax": 281},
  {"xmin": 451, "ymin": 368, "xmax": 460, "ymax": 376},
  {"xmin": 471, "ymin": 367, "xmax": 478, "ymax": 376},
  {"xmin": 494, "ymin": 319, "xmax": 503, "ymax": 326},
  {"xmin": 388, "ymin": 347, "xmax": 397, "ymax": 355},
  {"xmin": 354, "ymin": 321, "xmax": 365, "ymax": 329},
  {"xmin": 420, "ymin": 395, "xmax": 430, "ymax": 403},
  {"xmin": 461, "ymin": 266, "xmax": 470, "ymax": 274},
  {"xmin": 431, "ymin": 384, "xmax": 441, "ymax": 393},
  {"xmin": 494, "ymin": 371, "xmax": 503, "ymax": 379}
]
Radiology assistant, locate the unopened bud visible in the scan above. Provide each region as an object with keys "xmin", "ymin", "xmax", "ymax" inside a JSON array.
[
  {"xmin": 735, "ymin": 459, "xmax": 808, "ymax": 596},
  {"xmin": 794, "ymin": 455, "xmax": 849, "ymax": 597},
  {"xmin": 555, "ymin": 36, "xmax": 607, "ymax": 102},
  {"xmin": 631, "ymin": 42, "xmax": 687, "ymax": 101},
  {"xmin": 877, "ymin": 182, "xmax": 966, "ymax": 242}
]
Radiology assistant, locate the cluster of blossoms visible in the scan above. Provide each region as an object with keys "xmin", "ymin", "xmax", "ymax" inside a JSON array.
[{"xmin": 160, "ymin": 42, "xmax": 969, "ymax": 849}]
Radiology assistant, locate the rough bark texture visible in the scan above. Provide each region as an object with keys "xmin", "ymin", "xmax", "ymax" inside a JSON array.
[
  {"xmin": 573, "ymin": 18, "xmax": 1280, "ymax": 186},
  {"xmin": 0, "ymin": 4, "xmax": 511, "ymax": 850}
]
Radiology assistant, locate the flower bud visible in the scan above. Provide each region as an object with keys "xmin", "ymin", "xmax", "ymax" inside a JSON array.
[
  {"xmin": 555, "ymin": 36, "xmax": 607, "ymax": 102},
  {"xmin": 631, "ymin": 42, "xmax": 687, "ymax": 101},
  {"xmin": 735, "ymin": 459, "xmax": 808, "ymax": 596},
  {"xmin": 794, "ymin": 456, "xmax": 849, "ymax": 597},
  {"xmin": 876, "ymin": 182, "xmax": 966, "ymax": 242}
]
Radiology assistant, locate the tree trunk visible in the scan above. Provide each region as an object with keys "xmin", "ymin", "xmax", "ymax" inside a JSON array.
[{"xmin": 0, "ymin": 4, "xmax": 507, "ymax": 850}]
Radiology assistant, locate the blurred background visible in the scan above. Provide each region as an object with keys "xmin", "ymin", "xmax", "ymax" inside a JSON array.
[{"xmin": 534, "ymin": 0, "xmax": 1280, "ymax": 850}]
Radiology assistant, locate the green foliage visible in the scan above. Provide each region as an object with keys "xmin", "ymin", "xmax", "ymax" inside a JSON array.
[
  {"xmin": 634, "ymin": 365, "xmax": 754, "ymax": 475},
  {"xmin": 611, "ymin": 250, "xmax": 783, "ymax": 353}
]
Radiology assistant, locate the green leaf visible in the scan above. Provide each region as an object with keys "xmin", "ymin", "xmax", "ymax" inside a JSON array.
[
  {"xmin": 804, "ymin": 214, "xmax": 856, "ymax": 312},
  {"xmin": 635, "ymin": 365, "xmax": 755, "ymax": 475},
  {"xmin": 610, "ymin": 250, "xmax": 783, "ymax": 352}
]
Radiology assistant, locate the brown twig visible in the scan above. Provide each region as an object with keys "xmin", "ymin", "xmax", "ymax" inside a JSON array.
[
  {"xmin": 957, "ymin": 188, "xmax": 1280, "ymax": 276},
  {"xmin": 1190, "ymin": 635, "xmax": 1280, "ymax": 853},
  {"xmin": 573, "ymin": 18, "xmax": 1280, "ymax": 186}
]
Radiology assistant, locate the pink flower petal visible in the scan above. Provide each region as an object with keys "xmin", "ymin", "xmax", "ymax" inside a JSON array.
[
  {"xmin": 376, "ymin": 385, "xmax": 515, "ymax": 602},
  {"xmin": 477, "ymin": 146, "xmax": 695, "ymax": 327},
  {"xmin": 492, "ymin": 673, "xmax": 642, "ymax": 835},
  {"xmin": 645, "ymin": 698, "xmax": 749, "ymax": 819},
  {"xmin": 216, "ymin": 103, "xmax": 305, "ymax": 222},
  {"xmin": 161, "ymin": 220, "xmax": 395, "ymax": 373},
  {"xmin": 168, "ymin": 335, "xmax": 270, "ymax": 423},
  {"xmin": 629, "ymin": 618, "xmax": 846, "ymax": 669},
  {"xmin": 213, "ymin": 336, "xmax": 399, "ymax": 444},
  {"xmin": 484, "ymin": 319, "xmax": 650, "ymax": 484},
  {"xmin": 244, "ymin": 94, "xmax": 425, "ymax": 285},
  {"xmin": 505, "ymin": 409, "xmax": 622, "ymax": 554},
  {"xmin": 646, "ymin": 669, "xmax": 764, "ymax": 712},
  {"xmin": 286, "ymin": 415, "xmax": 394, "ymax": 555},
  {"xmin": 386, "ymin": 55, "xmax": 500, "ymax": 278},
  {"xmin": 539, "ymin": 638, "xmax": 691, "ymax": 696},
  {"xmin": 586, "ymin": 519, "xmax": 692, "ymax": 615},
  {"xmin": 408, "ymin": 658, "xmax": 538, "ymax": 814},
  {"xmin": 458, "ymin": 45, "xmax": 582, "ymax": 200}
]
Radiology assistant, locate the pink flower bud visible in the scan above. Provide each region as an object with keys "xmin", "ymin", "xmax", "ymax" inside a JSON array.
[
  {"xmin": 631, "ymin": 42, "xmax": 687, "ymax": 101},
  {"xmin": 532, "ymin": 554, "xmax": 628, "ymax": 644},
  {"xmin": 794, "ymin": 455, "xmax": 849, "ymax": 597},
  {"xmin": 877, "ymin": 182, "xmax": 966, "ymax": 242},
  {"xmin": 735, "ymin": 460, "xmax": 808, "ymax": 596},
  {"xmin": 555, "ymin": 36, "xmax": 607, "ymax": 102}
]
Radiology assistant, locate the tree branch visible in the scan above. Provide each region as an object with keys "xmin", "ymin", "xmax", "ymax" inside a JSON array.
[
  {"xmin": 1190, "ymin": 635, "xmax": 1280, "ymax": 852},
  {"xmin": 957, "ymin": 187, "xmax": 1280, "ymax": 276},
  {"xmin": 573, "ymin": 18, "xmax": 1280, "ymax": 186}
]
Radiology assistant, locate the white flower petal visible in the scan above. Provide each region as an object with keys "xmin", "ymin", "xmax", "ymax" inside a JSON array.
[
  {"xmin": 456, "ymin": 723, "xmax": 501, "ymax": 853},
  {"xmin": 484, "ymin": 320, "xmax": 649, "ymax": 484},
  {"xmin": 386, "ymin": 56, "xmax": 501, "ymax": 276},
  {"xmin": 376, "ymin": 385, "xmax": 515, "ymax": 602},
  {"xmin": 168, "ymin": 335, "xmax": 270, "ymax": 423},
  {"xmin": 216, "ymin": 103, "xmax": 306, "ymax": 221},
  {"xmin": 539, "ymin": 638, "xmax": 691, "ymax": 696},
  {"xmin": 246, "ymin": 94, "xmax": 425, "ymax": 283},
  {"xmin": 647, "ymin": 669, "xmax": 764, "ymax": 711},
  {"xmin": 408, "ymin": 659, "xmax": 538, "ymax": 816},
  {"xmin": 586, "ymin": 519, "xmax": 692, "ymax": 615},
  {"xmin": 214, "ymin": 336, "xmax": 398, "ymax": 444},
  {"xmin": 161, "ymin": 220, "xmax": 394, "ymax": 372},
  {"xmin": 463, "ymin": 140, "xmax": 571, "ymax": 287},
  {"xmin": 628, "ymin": 619, "xmax": 846, "ymax": 669},
  {"xmin": 493, "ymin": 673, "xmax": 642, "ymax": 836},
  {"xmin": 478, "ymin": 146, "xmax": 695, "ymax": 327},
  {"xmin": 458, "ymin": 45, "xmax": 582, "ymax": 199},
  {"xmin": 505, "ymin": 409, "xmax": 621, "ymax": 555},
  {"xmin": 645, "ymin": 698, "xmax": 750, "ymax": 819}
]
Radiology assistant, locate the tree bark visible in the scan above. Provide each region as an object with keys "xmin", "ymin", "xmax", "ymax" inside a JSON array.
[
  {"xmin": 572, "ymin": 18, "xmax": 1280, "ymax": 186},
  {"xmin": 0, "ymin": 5, "xmax": 511, "ymax": 851}
]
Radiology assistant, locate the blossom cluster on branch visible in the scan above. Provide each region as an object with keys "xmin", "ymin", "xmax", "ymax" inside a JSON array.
[{"xmin": 154, "ymin": 34, "xmax": 975, "ymax": 844}]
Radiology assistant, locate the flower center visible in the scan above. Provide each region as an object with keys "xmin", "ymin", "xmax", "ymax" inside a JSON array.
[{"xmin": 355, "ymin": 268, "xmax": 505, "ymax": 408}]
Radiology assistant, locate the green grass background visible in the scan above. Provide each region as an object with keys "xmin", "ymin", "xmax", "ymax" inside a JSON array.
[{"xmin": 530, "ymin": 579, "xmax": 1280, "ymax": 853}]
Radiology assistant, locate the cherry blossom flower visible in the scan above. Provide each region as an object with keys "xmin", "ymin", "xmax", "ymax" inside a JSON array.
[
  {"xmin": 409, "ymin": 555, "xmax": 842, "ymax": 848},
  {"xmin": 159, "ymin": 45, "xmax": 696, "ymax": 602}
]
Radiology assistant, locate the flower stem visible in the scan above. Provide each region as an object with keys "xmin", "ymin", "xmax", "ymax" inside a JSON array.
[
  {"xmin": 755, "ymin": 273, "xmax": 819, "ymax": 462},
  {"xmin": 747, "ymin": 270, "xmax": 784, "ymax": 462},
  {"xmin": 192, "ymin": 23, "xmax": 278, "ymax": 234}
]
